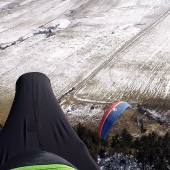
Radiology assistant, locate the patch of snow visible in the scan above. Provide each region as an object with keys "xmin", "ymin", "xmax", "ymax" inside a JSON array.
[
  {"xmin": 98, "ymin": 153, "xmax": 152, "ymax": 170},
  {"xmin": 0, "ymin": 1, "xmax": 11, "ymax": 9},
  {"xmin": 57, "ymin": 18, "xmax": 71, "ymax": 29},
  {"xmin": 62, "ymin": 103, "xmax": 103, "ymax": 118},
  {"xmin": 147, "ymin": 109, "xmax": 170, "ymax": 126}
]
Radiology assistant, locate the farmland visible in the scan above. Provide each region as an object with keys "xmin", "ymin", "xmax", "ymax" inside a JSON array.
[
  {"xmin": 0, "ymin": 0, "xmax": 170, "ymax": 128},
  {"xmin": 77, "ymin": 9, "xmax": 170, "ymax": 104}
]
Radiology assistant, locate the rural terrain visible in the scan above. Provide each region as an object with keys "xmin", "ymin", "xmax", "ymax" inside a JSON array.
[{"xmin": 0, "ymin": 0, "xmax": 170, "ymax": 136}]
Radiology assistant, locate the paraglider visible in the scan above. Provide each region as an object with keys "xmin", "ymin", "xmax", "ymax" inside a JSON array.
[{"xmin": 98, "ymin": 101, "xmax": 132, "ymax": 140}]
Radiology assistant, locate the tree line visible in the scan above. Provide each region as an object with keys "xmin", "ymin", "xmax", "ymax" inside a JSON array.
[{"xmin": 74, "ymin": 123, "xmax": 170, "ymax": 170}]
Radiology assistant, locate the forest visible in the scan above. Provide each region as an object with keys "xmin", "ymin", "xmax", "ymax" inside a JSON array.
[{"xmin": 75, "ymin": 123, "xmax": 170, "ymax": 170}]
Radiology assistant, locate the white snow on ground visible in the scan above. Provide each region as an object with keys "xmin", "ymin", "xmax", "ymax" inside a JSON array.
[
  {"xmin": 62, "ymin": 103, "xmax": 103, "ymax": 123},
  {"xmin": 0, "ymin": 1, "xmax": 10, "ymax": 9},
  {"xmin": 98, "ymin": 153, "xmax": 153, "ymax": 170},
  {"xmin": 78, "ymin": 8, "xmax": 170, "ymax": 103},
  {"xmin": 1, "ymin": 0, "xmax": 170, "ymax": 123},
  {"xmin": 147, "ymin": 109, "xmax": 170, "ymax": 126}
]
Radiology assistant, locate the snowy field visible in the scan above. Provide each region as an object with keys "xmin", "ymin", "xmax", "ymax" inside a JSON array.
[
  {"xmin": 1, "ymin": 0, "xmax": 170, "ymax": 124},
  {"xmin": 77, "ymin": 9, "xmax": 170, "ymax": 103}
]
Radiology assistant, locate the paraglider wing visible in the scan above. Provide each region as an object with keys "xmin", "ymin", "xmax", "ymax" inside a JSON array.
[{"xmin": 98, "ymin": 101, "xmax": 132, "ymax": 140}]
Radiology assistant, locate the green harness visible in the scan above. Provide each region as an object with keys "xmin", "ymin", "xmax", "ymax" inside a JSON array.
[{"xmin": 12, "ymin": 164, "xmax": 76, "ymax": 170}]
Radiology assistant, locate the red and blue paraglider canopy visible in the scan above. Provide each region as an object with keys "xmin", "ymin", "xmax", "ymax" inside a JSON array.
[{"xmin": 98, "ymin": 101, "xmax": 132, "ymax": 140}]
